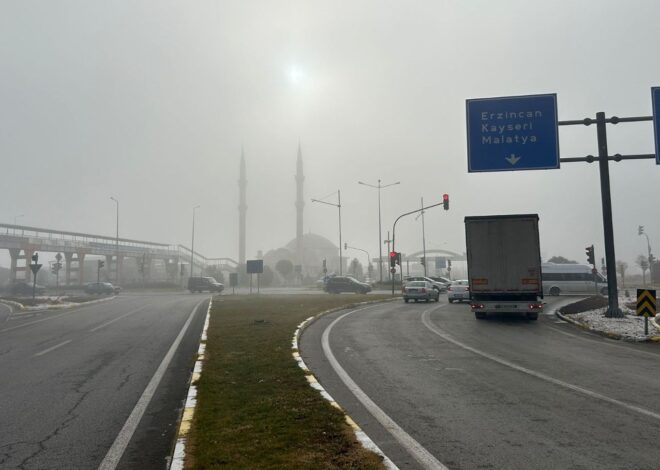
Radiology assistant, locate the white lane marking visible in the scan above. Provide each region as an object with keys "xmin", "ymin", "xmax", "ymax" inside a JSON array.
[
  {"xmin": 90, "ymin": 306, "xmax": 148, "ymax": 332},
  {"xmin": 0, "ymin": 297, "xmax": 132, "ymax": 334},
  {"xmin": 98, "ymin": 298, "xmax": 208, "ymax": 470},
  {"xmin": 34, "ymin": 339, "xmax": 72, "ymax": 357},
  {"xmin": 421, "ymin": 309, "xmax": 660, "ymax": 422},
  {"xmin": 323, "ymin": 307, "xmax": 449, "ymax": 470}
]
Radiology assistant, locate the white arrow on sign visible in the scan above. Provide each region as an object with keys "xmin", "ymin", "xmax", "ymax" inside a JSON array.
[{"xmin": 505, "ymin": 154, "xmax": 521, "ymax": 165}]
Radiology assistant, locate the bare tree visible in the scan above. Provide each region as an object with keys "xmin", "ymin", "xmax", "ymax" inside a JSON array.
[
  {"xmin": 616, "ymin": 260, "xmax": 629, "ymax": 288},
  {"xmin": 636, "ymin": 254, "xmax": 650, "ymax": 286}
]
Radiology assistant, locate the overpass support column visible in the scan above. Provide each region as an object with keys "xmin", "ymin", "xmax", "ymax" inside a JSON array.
[
  {"xmin": 9, "ymin": 249, "xmax": 19, "ymax": 283},
  {"xmin": 105, "ymin": 255, "xmax": 114, "ymax": 282},
  {"xmin": 64, "ymin": 252, "xmax": 73, "ymax": 285},
  {"xmin": 77, "ymin": 252, "xmax": 86, "ymax": 285},
  {"xmin": 117, "ymin": 255, "xmax": 123, "ymax": 285}
]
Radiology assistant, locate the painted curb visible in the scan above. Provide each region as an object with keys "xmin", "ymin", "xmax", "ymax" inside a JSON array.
[
  {"xmin": 170, "ymin": 297, "xmax": 212, "ymax": 470},
  {"xmin": 555, "ymin": 304, "xmax": 660, "ymax": 343},
  {"xmin": 293, "ymin": 297, "xmax": 400, "ymax": 470},
  {"xmin": 0, "ymin": 299, "xmax": 24, "ymax": 312}
]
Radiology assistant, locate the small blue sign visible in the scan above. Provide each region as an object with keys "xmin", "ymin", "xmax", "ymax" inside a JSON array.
[
  {"xmin": 653, "ymin": 87, "xmax": 660, "ymax": 165},
  {"xmin": 435, "ymin": 257, "xmax": 446, "ymax": 270},
  {"xmin": 466, "ymin": 94, "xmax": 560, "ymax": 172}
]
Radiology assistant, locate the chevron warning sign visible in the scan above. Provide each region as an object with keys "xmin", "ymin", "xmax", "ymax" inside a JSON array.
[{"xmin": 637, "ymin": 289, "xmax": 657, "ymax": 317}]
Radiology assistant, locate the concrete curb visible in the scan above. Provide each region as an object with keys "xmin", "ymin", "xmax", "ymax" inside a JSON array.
[
  {"xmin": 0, "ymin": 299, "xmax": 24, "ymax": 312},
  {"xmin": 170, "ymin": 297, "xmax": 212, "ymax": 470},
  {"xmin": 555, "ymin": 303, "xmax": 660, "ymax": 343},
  {"xmin": 293, "ymin": 297, "xmax": 401, "ymax": 470},
  {"xmin": 1, "ymin": 295, "xmax": 117, "ymax": 313}
]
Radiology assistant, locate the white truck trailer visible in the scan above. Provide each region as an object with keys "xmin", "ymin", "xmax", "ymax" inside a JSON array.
[{"xmin": 464, "ymin": 214, "xmax": 544, "ymax": 320}]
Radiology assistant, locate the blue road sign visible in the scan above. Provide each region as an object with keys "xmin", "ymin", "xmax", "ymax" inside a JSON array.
[
  {"xmin": 653, "ymin": 87, "xmax": 660, "ymax": 165},
  {"xmin": 466, "ymin": 94, "xmax": 560, "ymax": 172},
  {"xmin": 435, "ymin": 257, "xmax": 446, "ymax": 269}
]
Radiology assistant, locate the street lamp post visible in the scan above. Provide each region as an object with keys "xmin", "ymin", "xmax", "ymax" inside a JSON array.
[
  {"xmin": 344, "ymin": 243, "xmax": 372, "ymax": 279},
  {"xmin": 311, "ymin": 191, "xmax": 343, "ymax": 276},
  {"xmin": 415, "ymin": 197, "xmax": 427, "ymax": 277},
  {"xmin": 110, "ymin": 197, "xmax": 119, "ymax": 284},
  {"xmin": 191, "ymin": 205, "xmax": 200, "ymax": 278},
  {"xmin": 358, "ymin": 180, "xmax": 400, "ymax": 283}
]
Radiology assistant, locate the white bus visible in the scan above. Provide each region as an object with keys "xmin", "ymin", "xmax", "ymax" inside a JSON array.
[{"xmin": 541, "ymin": 263, "xmax": 608, "ymax": 296}]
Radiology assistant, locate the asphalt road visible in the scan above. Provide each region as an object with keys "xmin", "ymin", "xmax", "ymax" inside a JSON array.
[
  {"xmin": 300, "ymin": 296, "xmax": 660, "ymax": 470},
  {"xmin": 0, "ymin": 292, "xmax": 210, "ymax": 469}
]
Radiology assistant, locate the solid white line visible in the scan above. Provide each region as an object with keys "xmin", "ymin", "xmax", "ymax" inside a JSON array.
[
  {"xmin": 421, "ymin": 309, "xmax": 660, "ymax": 422},
  {"xmin": 322, "ymin": 307, "xmax": 449, "ymax": 470},
  {"xmin": 98, "ymin": 298, "xmax": 208, "ymax": 470},
  {"xmin": 90, "ymin": 306, "xmax": 148, "ymax": 332},
  {"xmin": 34, "ymin": 339, "xmax": 72, "ymax": 357}
]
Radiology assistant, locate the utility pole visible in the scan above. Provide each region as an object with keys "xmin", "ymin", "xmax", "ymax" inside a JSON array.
[
  {"xmin": 358, "ymin": 179, "xmax": 400, "ymax": 283},
  {"xmin": 191, "ymin": 205, "xmax": 200, "ymax": 278},
  {"xmin": 311, "ymin": 190, "xmax": 343, "ymax": 276},
  {"xmin": 110, "ymin": 197, "xmax": 119, "ymax": 284},
  {"xmin": 416, "ymin": 197, "xmax": 427, "ymax": 277}
]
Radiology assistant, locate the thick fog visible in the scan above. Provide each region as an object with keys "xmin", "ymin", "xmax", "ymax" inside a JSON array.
[{"xmin": 1, "ymin": 1, "xmax": 659, "ymax": 272}]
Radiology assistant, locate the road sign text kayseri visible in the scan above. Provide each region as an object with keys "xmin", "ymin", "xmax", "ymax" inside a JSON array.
[{"xmin": 466, "ymin": 94, "xmax": 559, "ymax": 172}]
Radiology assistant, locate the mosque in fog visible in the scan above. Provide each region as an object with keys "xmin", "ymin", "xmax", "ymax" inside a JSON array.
[{"xmin": 238, "ymin": 145, "xmax": 341, "ymax": 279}]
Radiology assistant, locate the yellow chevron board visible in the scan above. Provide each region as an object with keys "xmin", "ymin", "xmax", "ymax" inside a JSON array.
[{"xmin": 636, "ymin": 289, "xmax": 657, "ymax": 317}]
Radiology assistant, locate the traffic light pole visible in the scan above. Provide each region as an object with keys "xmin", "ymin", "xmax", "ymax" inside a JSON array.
[
  {"xmin": 558, "ymin": 112, "xmax": 655, "ymax": 318},
  {"xmin": 391, "ymin": 200, "xmax": 445, "ymax": 295}
]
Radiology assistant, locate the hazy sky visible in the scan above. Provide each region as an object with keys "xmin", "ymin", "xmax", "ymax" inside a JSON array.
[{"xmin": 1, "ymin": 1, "xmax": 659, "ymax": 271}]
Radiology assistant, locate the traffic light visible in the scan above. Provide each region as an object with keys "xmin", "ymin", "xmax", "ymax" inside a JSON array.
[
  {"xmin": 639, "ymin": 225, "xmax": 645, "ymax": 236},
  {"xmin": 389, "ymin": 251, "xmax": 397, "ymax": 268},
  {"xmin": 395, "ymin": 252, "xmax": 401, "ymax": 266},
  {"xmin": 650, "ymin": 253, "xmax": 656, "ymax": 265},
  {"xmin": 31, "ymin": 253, "xmax": 38, "ymax": 263},
  {"xmin": 98, "ymin": 260, "xmax": 105, "ymax": 269},
  {"xmin": 447, "ymin": 259, "xmax": 452, "ymax": 268},
  {"xmin": 585, "ymin": 245, "xmax": 595, "ymax": 265},
  {"xmin": 443, "ymin": 194, "xmax": 449, "ymax": 211},
  {"xmin": 51, "ymin": 264, "xmax": 57, "ymax": 274},
  {"xmin": 420, "ymin": 256, "xmax": 425, "ymax": 266}
]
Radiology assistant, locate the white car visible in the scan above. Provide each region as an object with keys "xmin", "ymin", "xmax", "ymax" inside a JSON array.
[
  {"xmin": 403, "ymin": 276, "xmax": 447, "ymax": 292},
  {"xmin": 403, "ymin": 281, "xmax": 440, "ymax": 303},
  {"xmin": 447, "ymin": 280, "xmax": 470, "ymax": 303}
]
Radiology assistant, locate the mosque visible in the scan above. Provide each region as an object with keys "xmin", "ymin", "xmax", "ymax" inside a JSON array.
[{"xmin": 238, "ymin": 145, "xmax": 341, "ymax": 280}]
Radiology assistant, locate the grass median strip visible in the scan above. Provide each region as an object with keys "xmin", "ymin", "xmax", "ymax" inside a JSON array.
[{"xmin": 187, "ymin": 294, "xmax": 394, "ymax": 469}]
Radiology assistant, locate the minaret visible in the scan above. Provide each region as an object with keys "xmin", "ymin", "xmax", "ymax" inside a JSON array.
[
  {"xmin": 295, "ymin": 143, "xmax": 304, "ymax": 267},
  {"xmin": 238, "ymin": 150, "xmax": 247, "ymax": 266}
]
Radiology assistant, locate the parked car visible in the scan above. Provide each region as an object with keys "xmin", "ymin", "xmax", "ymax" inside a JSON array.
[
  {"xmin": 10, "ymin": 281, "xmax": 46, "ymax": 296},
  {"xmin": 324, "ymin": 276, "xmax": 371, "ymax": 294},
  {"xmin": 403, "ymin": 276, "xmax": 448, "ymax": 292},
  {"xmin": 188, "ymin": 276, "xmax": 224, "ymax": 293},
  {"xmin": 429, "ymin": 276, "xmax": 452, "ymax": 289},
  {"xmin": 403, "ymin": 281, "xmax": 440, "ymax": 303},
  {"xmin": 447, "ymin": 280, "xmax": 470, "ymax": 303},
  {"xmin": 85, "ymin": 282, "xmax": 121, "ymax": 295}
]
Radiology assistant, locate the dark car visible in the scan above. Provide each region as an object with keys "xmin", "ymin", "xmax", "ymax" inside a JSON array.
[
  {"xmin": 85, "ymin": 282, "xmax": 121, "ymax": 295},
  {"xmin": 188, "ymin": 276, "xmax": 224, "ymax": 293},
  {"xmin": 10, "ymin": 281, "xmax": 46, "ymax": 296},
  {"xmin": 324, "ymin": 276, "xmax": 371, "ymax": 294}
]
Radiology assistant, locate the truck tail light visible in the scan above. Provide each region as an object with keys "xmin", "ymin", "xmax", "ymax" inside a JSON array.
[
  {"xmin": 528, "ymin": 303, "xmax": 543, "ymax": 310},
  {"xmin": 447, "ymin": 286, "xmax": 452, "ymax": 291},
  {"xmin": 420, "ymin": 288, "xmax": 426, "ymax": 293},
  {"xmin": 470, "ymin": 303, "xmax": 484, "ymax": 310}
]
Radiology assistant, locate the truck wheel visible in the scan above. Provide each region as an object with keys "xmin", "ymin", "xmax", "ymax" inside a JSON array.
[
  {"xmin": 527, "ymin": 312, "xmax": 539, "ymax": 321},
  {"xmin": 404, "ymin": 298, "xmax": 409, "ymax": 303},
  {"xmin": 448, "ymin": 299, "xmax": 454, "ymax": 304},
  {"xmin": 549, "ymin": 287, "xmax": 560, "ymax": 296},
  {"xmin": 475, "ymin": 312, "xmax": 486, "ymax": 320}
]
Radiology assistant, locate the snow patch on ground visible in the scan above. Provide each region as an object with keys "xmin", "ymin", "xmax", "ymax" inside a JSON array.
[{"xmin": 566, "ymin": 298, "xmax": 658, "ymax": 341}]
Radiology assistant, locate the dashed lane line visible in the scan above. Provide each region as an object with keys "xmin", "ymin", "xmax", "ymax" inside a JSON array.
[
  {"xmin": 89, "ymin": 306, "xmax": 148, "ymax": 332},
  {"xmin": 33, "ymin": 339, "xmax": 72, "ymax": 357}
]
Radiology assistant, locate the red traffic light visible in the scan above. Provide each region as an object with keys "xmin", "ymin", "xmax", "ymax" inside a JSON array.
[
  {"xmin": 442, "ymin": 194, "xmax": 449, "ymax": 210},
  {"xmin": 443, "ymin": 194, "xmax": 448, "ymax": 201}
]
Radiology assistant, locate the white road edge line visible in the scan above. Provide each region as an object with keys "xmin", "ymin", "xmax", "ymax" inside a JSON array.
[
  {"xmin": 33, "ymin": 339, "xmax": 72, "ymax": 357},
  {"xmin": 323, "ymin": 307, "xmax": 449, "ymax": 470},
  {"xmin": 98, "ymin": 298, "xmax": 208, "ymax": 470},
  {"xmin": 421, "ymin": 308, "xmax": 660, "ymax": 422},
  {"xmin": 89, "ymin": 306, "xmax": 148, "ymax": 332}
]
